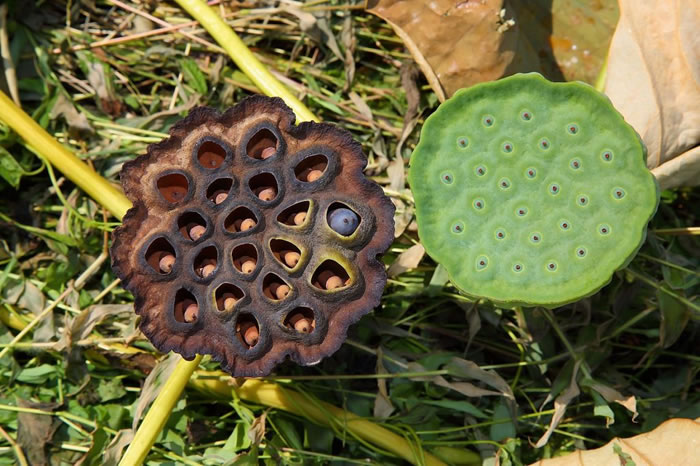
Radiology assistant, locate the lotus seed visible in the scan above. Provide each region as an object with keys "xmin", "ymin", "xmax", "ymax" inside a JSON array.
[
  {"xmin": 549, "ymin": 183, "xmax": 560, "ymax": 195},
  {"xmin": 503, "ymin": 142, "xmax": 513, "ymax": 153},
  {"xmin": 613, "ymin": 188, "xmax": 626, "ymax": 199},
  {"xmin": 257, "ymin": 187, "xmax": 277, "ymax": 201},
  {"xmin": 567, "ymin": 124, "xmax": 579, "ymax": 134},
  {"xmin": 199, "ymin": 260, "xmax": 216, "ymax": 278},
  {"xmin": 599, "ymin": 224, "xmax": 610, "ymax": 235},
  {"xmin": 441, "ymin": 173, "xmax": 454, "ymax": 184},
  {"xmin": 306, "ymin": 169, "xmax": 323, "ymax": 182},
  {"xmin": 475, "ymin": 165, "xmax": 486, "ymax": 176},
  {"xmin": 289, "ymin": 313, "xmax": 313, "ymax": 333},
  {"xmin": 516, "ymin": 207, "xmax": 528, "ymax": 217},
  {"xmin": 292, "ymin": 211, "xmax": 307, "ymax": 225},
  {"xmin": 473, "ymin": 199, "xmax": 484, "ymax": 210},
  {"xmin": 560, "ymin": 221, "xmax": 570, "ymax": 230},
  {"xmin": 602, "ymin": 150, "xmax": 613, "ymax": 162},
  {"xmin": 240, "ymin": 218, "xmax": 256, "ymax": 231},
  {"xmin": 159, "ymin": 253, "xmax": 175, "ymax": 273},
  {"xmin": 495, "ymin": 229, "xmax": 506, "ymax": 239},
  {"xmin": 457, "ymin": 137, "xmax": 469, "ymax": 148},
  {"xmin": 239, "ymin": 256, "xmax": 256, "ymax": 274},
  {"xmin": 189, "ymin": 225, "xmax": 206, "ymax": 241},
  {"xmin": 223, "ymin": 294, "xmax": 238, "ymax": 311},
  {"xmin": 546, "ymin": 262, "xmax": 557, "ymax": 271},
  {"xmin": 184, "ymin": 303, "xmax": 198, "ymax": 323},
  {"xmin": 499, "ymin": 178, "xmax": 511, "ymax": 189},
  {"xmin": 328, "ymin": 207, "xmax": 360, "ymax": 236},
  {"xmin": 452, "ymin": 222, "xmax": 464, "ymax": 233},
  {"xmin": 576, "ymin": 247, "xmax": 587, "ymax": 258},
  {"xmin": 539, "ymin": 138, "xmax": 550, "ymax": 150},
  {"xmin": 282, "ymin": 250, "xmax": 300, "ymax": 267},
  {"xmin": 483, "ymin": 115, "xmax": 494, "ymax": 127},
  {"xmin": 476, "ymin": 256, "xmax": 488, "ymax": 270},
  {"xmin": 521, "ymin": 111, "xmax": 532, "ymax": 120},
  {"xmin": 513, "ymin": 263, "xmax": 523, "ymax": 272},
  {"xmin": 570, "ymin": 159, "xmax": 581, "ymax": 170},
  {"xmin": 577, "ymin": 195, "xmax": 589, "ymax": 206},
  {"xmin": 214, "ymin": 191, "xmax": 228, "ymax": 204},
  {"xmin": 238, "ymin": 321, "xmax": 259, "ymax": 347},
  {"xmin": 526, "ymin": 168, "xmax": 536, "ymax": 179},
  {"xmin": 530, "ymin": 233, "xmax": 541, "ymax": 243},
  {"xmin": 261, "ymin": 146, "xmax": 276, "ymax": 159},
  {"xmin": 270, "ymin": 282, "xmax": 290, "ymax": 300}
]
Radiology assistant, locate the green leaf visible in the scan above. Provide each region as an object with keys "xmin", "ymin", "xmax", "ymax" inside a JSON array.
[
  {"xmin": 490, "ymin": 400, "xmax": 515, "ymax": 441},
  {"xmin": 180, "ymin": 58, "xmax": 208, "ymax": 95},
  {"xmin": 0, "ymin": 146, "xmax": 24, "ymax": 187},
  {"xmin": 420, "ymin": 399, "xmax": 487, "ymax": 418},
  {"xmin": 97, "ymin": 377, "xmax": 127, "ymax": 402},
  {"xmin": 658, "ymin": 286, "xmax": 690, "ymax": 348},
  {"xmin": 590, "ymin": 388, "xmax": 615, "ymax": 426},
  {"xmin": 15, "ymin": 364, "xmax": 56, "ymax": 384}
]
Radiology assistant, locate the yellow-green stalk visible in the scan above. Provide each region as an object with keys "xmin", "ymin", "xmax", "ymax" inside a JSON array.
[
  {"xmin": 0, "ymin": 91, "xmax": 131, "ymax": 220},
  {"xmin": 172, "ymin": 0, "xmax": 318, "ymax": 123}
]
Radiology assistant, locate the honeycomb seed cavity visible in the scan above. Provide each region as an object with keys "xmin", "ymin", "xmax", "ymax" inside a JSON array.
[
  {"xmin": 476, "ymin": 255, "xmax": 488, "ymax": 270},
  {"xmin": 408, "ymin": 73, "xmax": 658, "ymax": 307},
  {"xmin": 157, "ymin": 173, "xmax": 189, "ymax": 204},
  {"xmin": 457, "ymin": 137, "xmax": 469, "ymax": 148},
  {"xmin": 285, "ymin": 307, "xmax": 315, "ymax": 334},
  {"xmin": 546, "ymin": 261, "xmax": 558, "ymax": 272},
  {"xmin": 110, "ymin": 96, "xmax": 396, "ymax": 376},
  {"xmin": 576, "ymin": 247, "xmax": 587, "ymax": 258},
  {"xmin": 295, "ymin": 154, "xmax": 328, "ymax": 182},
  {"xmin": 247, "ymin": 128, "xmax": 278, "ymax": 160},
  {"xmin": 197, "ymin": 139, "xmax": 227, "ymax": 169}
]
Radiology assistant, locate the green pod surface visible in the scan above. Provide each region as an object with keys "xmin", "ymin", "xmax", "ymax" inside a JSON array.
[{"xmin": 408, "ymin": 73, "xmax": 659, "ymax": 308}]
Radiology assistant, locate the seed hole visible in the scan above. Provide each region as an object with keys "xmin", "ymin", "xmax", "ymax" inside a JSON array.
[
  {"xmin": 599, "ymin": 224, "xmax": 611, "ymax": 235},
  {"xmin": 502, "ymin": 142, "xmax": 513, "ymax": 153},
  {"xmin": 327, "ymin": 203, "xmax": 360, "ymax": 236},
  {"xmin": 567, "ymin": 123, "xmax": 579, "ymax": 135},
  {"xmin": 539, "ymin": 138, "xmax": 550, "ymax": 150},
  {"xmin": 206, "ymin": 178, "xmax": 233, "ymax": 205},
  {"xmin": 270, "ymin": 239, "xmax": 302, "ymax": 269},
  {"xmin": 473, "ymin": 198, "xmax": 485, "ymax": 210},
  {"xmin": 441, "ymin": 172, "xmax": 454, "ymax": 184},
  {"xmin": 145, "ymin": 238, "xmax": 176, "ymax": 274},
  {"xmin": 601, "ymin": 150, "xmax": 613, "ymax": 162},
  {"xmin": 247, "ymin": 128, "xmax": 278, "ymax": 160},
  {"xmin": 530, "ymin": 233, "xmax": 542, "ymax": 243},
  {"xmin": 499, "ymin": 178, "xmax": 511, "ymax": 190},
  {"xmin": 476, "ymin": 255, "xmax": 488, "ymax": 270},
  {"xmin": 521, "ymin": 111, "xmax": 532, "ymax": 121},
  {"xmin": 174, "ymin": 289, "xmax": 198, "ymax": 324},
  {"xmin": 194, "ymin": 246, "xmax": 218, "ymax": 279},
  {"xmin": 295, "ymin": 154, "xmax": 328, "ymax": 182},
  {"xmin": 577, "ymin": 195, "xmax": 589, "ymax": 207},
  {"xmin": 457, "ymin": 137, "xmax": 469, "ymax": 148},
  {"xmin": 249, "ymin": 173, "xmax": 278, "ymax": 202},
  {"xmin": 495, "ymin": 228, "xmax": 506, "ymax": 240},
  {"xmin": 570, "ymin": 159, "xmax": 581, "ymax": 170},
  {"xmin": 549, "ymin": 183, "xmax": 560, "ymax": 195},
  {"xmin": 560, "ymin": 220, "xmax": 570, "ymax": 230},
  {"xmin": 612, "ymin": 187, "xmax": 626, "ymax": 199},
  {"xmin": 576, "ymin": 247, "xmax": 587, "ymax": 258},
  {"xmin": 483, "ymin": 115, "xmax": 495, "ymax": 127},
  {"xmin": 475, "ymin": 165, "xmax": 486, "ymax": 176},
  {"xmin": 224, "ymin": 207, "xmax": 258, "ymax": 233},
  {"xmin": 516, "ymin": 207, "xmax": 528, "ymax": 217},
  {"xmin": 178, "ymin": 212, "xmax": 207, "ymax": 241},
  {"xmin": 312, "ymin": 260, "xmax": 351, "ymax": 291},
  {"xmin": 513, "ymin": 263, "xmax": 523, "ymax": 272},
  {"xmin": 157, "ymin": 173, "xmax": 188, "ymax": 204},
  {"xmin": 526, "ymin": 168, "xmax": 537, "ymax": 179},
  {"xmin": 197, "ymin": 140, "xmax": 227, "ymax": 169},
  {"xmin": 284, "ymin": 307, "xmax": 315, "ymax": 334},
  {"xmin": 546, "ymin": 261, "xmax": 558, "ymax": 271},
  {"xmin": 452, "ymin": 221, "xmax": 464, "ymax": 234},
  {"xmin": 215, "ymin": 284, "xmax": 244, "ymax": 312},
  {"xmin": 232, "ymin": 244, "xmax": 258, "ymax": 274},
  {"xmin": 236, "ymin": 314, "xmax": 260, "ymax": 348},
  {"xmin": 263, "ymin": 273, "xmax": 292, "ymax": 301},
  {"xmin": 278, "ymin": 201, "xmax": 311, "ymax": 227}
]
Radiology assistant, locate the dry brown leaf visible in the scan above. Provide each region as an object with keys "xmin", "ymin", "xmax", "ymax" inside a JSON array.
[
  {"xmin": 587, "ymin": 381, "xmax": 638, "ymax": 422},
  {"xmin": 604, "ymin": 0, "xmax": 700, "ymax": 190},
  {"xmin": 387, "ymin": 243, "xmax": 425, "ymax": 278},
  {"xmin": 367, "ymin": 0, "xmax": 540, "ymax": 99},
  {"xmin": 535, "ymin": 361, "xmax": 580, "ymax": 448},
  {"xmin": 530, "ymin": 417, "xmax": 700, "ymax": 465},
  {"xmin": 407, "ymin": 362, "xmax": 502, "ymax": 398},
  {"xmin": 373, "ymin": 347, "xmax": 395, "ymax": 418}
]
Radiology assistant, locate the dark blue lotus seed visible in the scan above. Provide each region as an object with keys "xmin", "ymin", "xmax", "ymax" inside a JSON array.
[{"xmin": 328, "ymin": 208, "xmax": 360, "ymax": 236}]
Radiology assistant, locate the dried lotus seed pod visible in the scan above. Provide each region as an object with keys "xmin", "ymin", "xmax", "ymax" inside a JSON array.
[{"xmin": 110, "ymin": 95, "xmax": 394, "ymax": 376}]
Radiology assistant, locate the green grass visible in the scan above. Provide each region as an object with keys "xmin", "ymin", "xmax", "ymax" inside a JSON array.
[{"xmin": 0, "ymin": 1, "xmax": 698, "ymax": 465}]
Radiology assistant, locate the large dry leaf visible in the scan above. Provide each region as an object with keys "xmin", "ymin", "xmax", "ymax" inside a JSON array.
[
  {"xmin": 366, "ymin": 1, "xmax": 618, "ymax": 98},
  {"xmin": 604, "ymin": 0, "xmax": 700, "ymax": 190},
  {"xmin": 530, "ymin": 417, "xmax": 700, "ymax": 465},
  {"xmin": 535, "ymin": 361, "xmax": 580, "ymax": 448}
]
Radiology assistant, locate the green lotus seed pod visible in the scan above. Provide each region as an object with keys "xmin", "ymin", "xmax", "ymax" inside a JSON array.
[{"xmin": 408, "ymin": 73, "xmax": 659, "ymax": 308}]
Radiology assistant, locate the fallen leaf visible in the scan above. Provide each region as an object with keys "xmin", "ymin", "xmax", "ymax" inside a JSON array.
[
  {"xmin": 16, "ymin": 399, "xmax": 59, "ymax": 466},
  {"xmin": 446, "ymin": 357, "xmax": 516, "ymax": 401},
  {"xmin": 530, "ymin": 417, "xmax": 700, "ymax": 465},
  {"xmin": 408, "ymin": 362, "xmax": 502, "ymax": 398},
  {"xmin": 387, "ymin": 243, "xmax": 425, "ymax": 277},
  {"xmin": 395, "ymin": 61, "xmax": 421, "ymax": 160},
  {"xmin": 49, "ymin": 93, "xmax": 93, "ymax": 138},
  {"xmin": 132, "ymin": 352, "xmax": 180, "ymax": 430},
  {"xmin": 373, "ymin": 347, "xmax": 395, "ymax": 418},
  {"xmin": 585, "ymin": 379, "xmax": 638, "ymax": 423},
  {"xmin": 535, "ymin": 361, "xmax": 580, "ymax": 448},
  {"xmin": 604, "ymin": 0, "xmax": 700, "ymax": 190}
]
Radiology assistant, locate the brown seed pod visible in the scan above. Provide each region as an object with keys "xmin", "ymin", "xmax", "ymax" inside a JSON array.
[{"xmin": 110, "ymin": 96, "xmax": 395, "ymax": 376}]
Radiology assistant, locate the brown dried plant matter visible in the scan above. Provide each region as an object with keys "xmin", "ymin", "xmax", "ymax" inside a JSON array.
[{"xmin": 110, "ymin": 96, "xmax": 394, "ymax": 377}]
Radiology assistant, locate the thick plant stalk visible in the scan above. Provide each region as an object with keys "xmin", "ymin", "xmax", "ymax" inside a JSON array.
[
  {"xmin": 191, "ymin": 375, "xmax": 452, "ymax": 466},
  {"xmin": 0, "ymin": 91, "xmax": 131, "ymax": 220},
  {"xmin": 173, "ymin": 0, "xmax": 318, "ymax": 123},
  {"xmin": 120, "ymin": 356, "xmax": 203, "ymax": 466}
]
